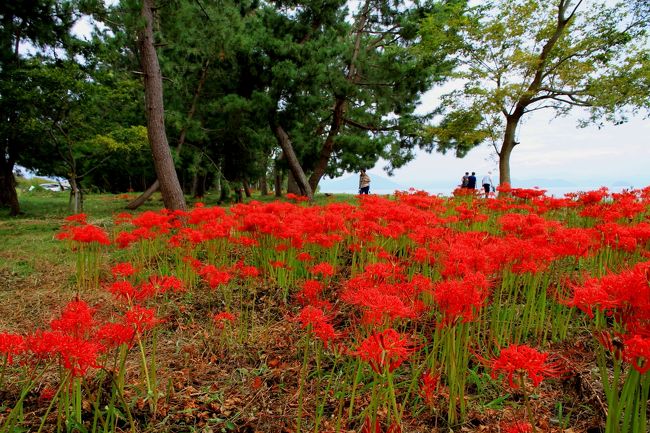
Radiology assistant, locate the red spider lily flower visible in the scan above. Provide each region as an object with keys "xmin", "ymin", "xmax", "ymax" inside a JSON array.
[
  {"xmin": 106, "ymin": 280, "xmax": 144, "ymax": 302},
  {"xmin": 286, "ymin": 193, "xmax": 309, "ymax": 202},
  {"xmin": 113, "ymin": 212, "xmax": 133, "ymax": 225},
  {"xmin": 232, "ymin": 236, "xmax": 259, "ymax": 247},
  {"xmin": 60, "ymin": 224, "xmax": 110, "ymax": 245},
  {"xmin": 354, "ymin": 329, "xmax": 413, "ymax": 374},
  {"xmin": 233, "ymin": 261, "xmax": 260, "ymax": 279},
  {"xmin": 95, "ymin": 322, "xmax": 135, "ymax": 348},
  {"xmin": 65, "ymin": 213, "xmax": 87, "ymax": 224},
  {"xmin": 213, "ymin": 312, "xmax": 237, "ymax": 329},
  {"xmin": 58, "ymin": 336, "xmax": 103, "ymax": 376},
  {"xmin": 297, "ymin": 252, "xmax": 313, "ymax": 262},
  {"xmin": 488, "ymin": 344, "xmax": 563, "ymax": 388},
  {"xmin": 432, "ymin": 272, "xmax": 491, "ymax": 325},
  {"xmin": 0, "ymin": 333, "xmax": 25, "ymax": 363},
  {"xmin": 270, "ymin": 260, "xmax": 289, "ymax": 269},
  {"xmin": 50, "ymin": 300, "xmax": 96, "ymax": 338},
  {"xmin": 361, "ymin": 417, "xmax": 401, "ymax": 433},
  {"xmin": 420, "ymin": 370, "xmax": 441, "ymax": 405},
  {"xmin": 131, "ymin": 210, "xmax": 173, "ymax": 232},
  {"xmin": 114, "ymin": 231, "xmax": 139, "ymax": 249},
  {"xmin": 623, "ymin": 334, "xmax": 650, "ymax": 374},
  {"xmin": 310, "ymin": 262, "xmax": 335, "ymax": 277},
  {"xmin": 293, "ymin": 306, "xmax": 339, "ymax": 347},
  {"xmin": 111, "ymin": 262, "xmax": 137, "ymax": 279},
  {"xmin": 150, "ymin": 275, "xmax": 186, "ymax": 294},
  {"xmin": 124, "ymin": 306, "xmax": 162, "ymax": 334},
  {"xmin": 501, "ymin": 421, "xmax": 533, "ymax": 433},
  {"xmin": 297, "ymin": 279, "xmax": 325, "ymax": 306},
  {"xmin": 39, "ymin": 387, "xmax": 56, "ymax": 401},
  {"xmin": 195, "ymin": 263, "xmax": 233, "ymax": 289},
  {"xmin": 24, "ymin": 331, "xmax": 65, "ymax": 360}
]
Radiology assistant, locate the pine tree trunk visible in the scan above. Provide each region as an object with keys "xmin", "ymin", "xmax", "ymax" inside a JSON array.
[
  {"xmin": 287, "ymin": 171, "xmax": 301, "ymax": 195},
  {"xmin": 0, "ymin": 159, "xmax": 19, "ymax": 216},
  {"xmin": 242, "ymin": 179, "xmax": 251, "ymax": 198},
  {"xmin": 126, "ymin": 179, "xmax": 159, "ymax": 210},
  {"xmin": 272, "ymin": 124, "xmax": 313, "ymax": 200},
  {"xmin": 138, "ymin": 0, "xmax": 186, "ymax": 211}
]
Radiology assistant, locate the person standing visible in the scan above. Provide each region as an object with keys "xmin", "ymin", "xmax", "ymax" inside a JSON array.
[
  {"xmin": 461, "ymin": 172, "xmax": 469, "ymax": 188},
  {"xmin": 481, "ymin": 171, "xmax": 494, "ymax": 198},
  {"xmin": 359, "ymin": 169, "xmax": 371, "ymax": 194},
  {"xmin": 467, "ymin": 172, "xmax": 477, "ymax": 189}
]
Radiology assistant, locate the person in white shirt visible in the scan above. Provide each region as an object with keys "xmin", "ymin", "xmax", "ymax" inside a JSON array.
[{"xmin": 481, "ymin": 172, "xmax": 494, "ymax": 198}]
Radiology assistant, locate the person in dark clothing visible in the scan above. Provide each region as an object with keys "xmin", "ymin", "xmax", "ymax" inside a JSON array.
[
  {"xmin": 467, "ymin": 172, "xmax": 477, "ymax": 189},
  {"xmin": 461, "ymin": 172, "xmax": 469, "ymax": 188}
]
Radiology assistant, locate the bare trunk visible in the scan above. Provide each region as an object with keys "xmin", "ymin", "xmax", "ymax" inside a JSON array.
[
  {"xmin": 272, "ymin": 124, "xmax": 313, "ymax": 200},
  {"xmin": 242, "ymin": 179, "xmax": 252, "ymax": 198},
  {"xmin": 499, "ymin": 116, "xmax": 520, "ymax": 187},
  {"xmin": 68, "ymin": 176, "xmax": 83, "ymax": 214},
  {"xmin": 274, "ymin": 167, "xmax": 283, "ymax": 197},
  {"xmin": 126, "ymin": 180, "xmax": 159, "ymax": 210},
  {"xmin": 139, "ymin": 0, "xmax": 186, "ymax": 211},
  {"xmin": 287, "ymin": 171, "xmax": 301, "ymax": 195},
  {"xmin": 0, "ymin": 160, "xmax": 20, "ymax": 216}
]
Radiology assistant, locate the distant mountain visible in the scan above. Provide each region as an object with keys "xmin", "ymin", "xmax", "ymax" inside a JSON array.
[{"xmin": 319, "ymin": 174, "xmax": 404, "ymax": 193}]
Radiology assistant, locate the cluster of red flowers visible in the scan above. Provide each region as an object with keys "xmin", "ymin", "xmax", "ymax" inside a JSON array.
[{"xmin": 488, "ymin": 344, "xmax": 564, "ymax": 388}]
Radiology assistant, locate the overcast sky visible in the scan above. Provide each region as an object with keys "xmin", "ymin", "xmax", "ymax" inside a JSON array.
[{"xmin": 360, "ymin": 95, "xmax": 650, "ymax": 189}]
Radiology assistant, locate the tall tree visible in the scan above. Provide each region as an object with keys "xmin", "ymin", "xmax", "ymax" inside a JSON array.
[
  {"xmin": 0, "ymin": 0, "xmax": 76, "ymax": 215},
  {"xmin": 420, "ymin": 0, "xmax": 650, "ymax": 186},
  {"xmin": 137, "ymin": 0, "xmax": 186, "ymax": 210}
]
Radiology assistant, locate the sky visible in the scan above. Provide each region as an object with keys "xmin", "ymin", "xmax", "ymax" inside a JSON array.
[{"xmin": 354, "ymin": 95, "xmax": 650, "ymax": 190}]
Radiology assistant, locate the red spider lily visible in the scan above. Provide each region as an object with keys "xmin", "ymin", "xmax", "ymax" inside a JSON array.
[
  {"xmin": 420, "ymin": 370, "xmax": 441, "ymax": 405},
  {"xmin": 567, "ymin": 261, "xmax": 650, "ymax": 331},
  {"xmin": 296, "ymin": 279, "xmax": 331, "ymax": 310},
  {"xmin": 0, "ymin": 333, "xmax": 25, "ymax": 363},
  {"xmin": 57, "ymin": 336, "xmax": 103, "ymax": 376},
  {"xmin": 39, "ymin": 387, "xmax": 56, "ymax": 401},
  {"xmin": 310, "ymin": 262, "xmax": 335, "ymax": 277},
  {"xmin": 361, "ymin": 417, "xmax": 401, "ymax": 433},
  {"xmin": 233, "ymin": 261, "xmax": 260, "ymax": 279},
  {"xmin": 57, "ymin": 224, "xmax": 110, "ymax": 245},
  {"xmin": 293, "ymin": 306, "xmax": 339, "ymax": 347},
  {"xmin": 213, "ymin": 312, "xmax": 237, "ymax": 329},
  {"xmin": 115, "ymin": 231, "xmax": 139, "ymax": 249},
  {"xmin": 193, "ymin": 263, "xmax": 233, "ymax": 289},
  {"xmin": 50, "ymin": 300, "xmax": 96, "ymax": 338},
  {"xmin": 286, "ymin": 193, "xmax": 309, "ymax": 202},
  {"xmin": 432, "ymin": 272, "xmax": 491, "ymax": 325},
  {"xmin": 501, "ymin": 421, "xmax": 533, "ymax": 433},
  {"xmin": 297, "ymin": 252, "xmax": 313, "ymax": 262},
  {"xmin": 131, "ymin": 210, "xmax": 174, "ymax": 232},
  {"xmin": 488, "ymin": 344, "xmax": 563, "ymax": 388},
  {"xmin": 111, "ymin": 262, "xmax": 137, "ymax": 279},
  {"xmin": 96, "ymin": 322, "xmax": 135, "ymax": 348},
  {"xmin": 124, "ymin": 306, "xmax": 162, "ymax": 334},
  {"xmin": 65, "ymin": 213, "xmax": 87, "ymax": 224},
  {"xmin": 354, "ymin": 329, "xmax": 413, "ymax": 374},
  {"xmin": 24, "ymin": 331, "xmax": 103, "ymax": 377},
  {"xmin": 113, "ymin": 212, "xmax": 133, "ymax": 225},
  {"xmin": 149, "ymin": 275, "xmax": 185, "ymax": 294},
  {"xmin": 623, "ymin": 334, "xmax": 650, "ymax": 374}
]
